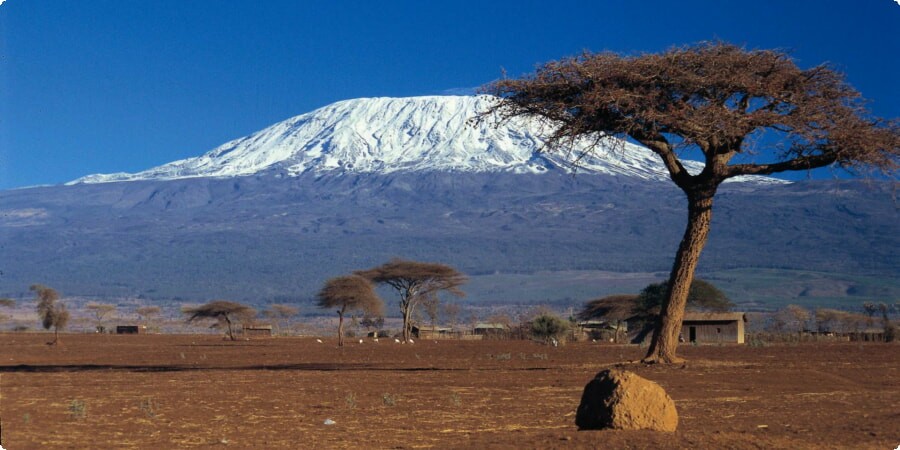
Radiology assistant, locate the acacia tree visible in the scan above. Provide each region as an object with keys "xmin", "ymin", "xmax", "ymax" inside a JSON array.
[
  {"xmin": 85, "ymin": 302, "xmax": 117, "ymax": 333},
  {"xmin": 32, "ymin": 284, "xmax": 69, "ymax": 345},
  {"xmin": 356, "ymin": 259, "xmax": 467, "ymax": 342},
  {"xmin": 634, "ymin": 279, "xmax": 733, "ymax": 318},
  {"xmin": 136, "ymin": 305, "xmax": 161, "ymax": 322},
  {"xmin": 577, "ymin": 294, "xmax": 638, "ymax": 343},
  {"xmin": 316, "ymin": 275, "xmax": 383, "ymax": 346},
  {"xmin": 182, "ymin": 300, "xmax": 256, "ymax": 341},
  {"xmin": 485, "ymin": 42, "xmax": 899, "ymax": 363}
]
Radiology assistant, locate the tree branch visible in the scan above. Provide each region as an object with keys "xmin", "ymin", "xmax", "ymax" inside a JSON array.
[
  {"xmin": 631, "ymin": 129, "xmax": 692, "ymax": 187},
  {"xmin": 726, "ymin": 153, "xmax": 837, "ymax": 177}
]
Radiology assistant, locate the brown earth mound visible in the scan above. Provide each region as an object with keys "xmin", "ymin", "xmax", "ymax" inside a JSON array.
[{"xmin": 576, "ymin": 368, "xmax": 678, "ymax": 432}]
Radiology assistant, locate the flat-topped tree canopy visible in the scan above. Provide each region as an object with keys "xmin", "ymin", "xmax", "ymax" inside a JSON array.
[
  {"xmin": 355, "ymin": 259, "xmax": 467, "ymax": 297},
  {"xmin": 485, "ymin": 42, "xmax": 898, "ymax": 185},
  {"xmin": 577, "ymin": 295, "xmax": 638, "ymax": 322},
  {"xmin": 483, "ymin": 42, "xmax": 899, "ymax": 364},
  {"xmin": 356, "ymin": 258, "xmax": 466, "ymax": 342},
  {"xmin": 183, "ymin": 300, "xmax": 256, "ymax": 341},
  {"xmin": 317, "ymin": 275, "xmax": 383, "ymax": 346},
  {"xmin": 316, "ymin": 275, "xmax": 384, "ymax": 317}
]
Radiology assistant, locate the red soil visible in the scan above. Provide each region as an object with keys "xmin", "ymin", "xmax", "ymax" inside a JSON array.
[{"xmin": 0, "ymin": 333, "xmax": 897, "ymax": 449}]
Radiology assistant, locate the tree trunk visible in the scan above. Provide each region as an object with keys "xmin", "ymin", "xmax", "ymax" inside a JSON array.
[
  {"xmin": 403, "ymin": 309, "xmax": 413, "ymax": 342},
  {"xmin": 643, "ymin": 189, "xmax": 716, "ymax": 364},
  {"xmin": 402, "ymin": 299, "xmax": 417, "ymax": 342},
  {"xmin": 53, "ymin": 325, "xmax": 59, "ymax": 345},
  {"xmin": 224, "ymin": 315, "xmax": 235, "ymax": 341},
  {"xmin": 337, "ymin": 310, "xmax": 345, "ymax": 347}
]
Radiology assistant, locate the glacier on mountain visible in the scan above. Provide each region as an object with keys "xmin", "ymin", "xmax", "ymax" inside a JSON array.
[{"xmin": 70, "ymin": 95, "xmax": 779, "ymax": 184}]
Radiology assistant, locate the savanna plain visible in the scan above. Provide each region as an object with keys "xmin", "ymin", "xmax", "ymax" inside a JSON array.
[{"xmin": 0, "ymin": 334, "xmax": 897, "ymax": 449}]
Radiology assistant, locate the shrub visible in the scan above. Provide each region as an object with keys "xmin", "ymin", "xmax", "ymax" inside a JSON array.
[
  {"xmin": 68, "ymin": 400, "xmax": 86, "ymax": 419},
  {"xmin": 530, "ymin": 313, "xmax": 570, "ymax": 344}
]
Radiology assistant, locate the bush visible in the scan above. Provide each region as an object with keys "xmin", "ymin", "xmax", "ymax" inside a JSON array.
[{"xmin": 530, "ymin": 313, "xmax": 570, "ymax": 344}]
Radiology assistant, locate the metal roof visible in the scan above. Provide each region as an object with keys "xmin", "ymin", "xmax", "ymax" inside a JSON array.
[{"xmin": 682, "ymin": 312, "xmax": 746, "ymax": 322}]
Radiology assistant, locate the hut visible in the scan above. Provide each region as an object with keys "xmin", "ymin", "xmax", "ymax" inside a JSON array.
[
  {"xmin": 681, "ymin": 312, "xmax": 747, "ymax": 344},
  {"xmin": 116, "ymin": 325, "xmax": 145, "ymax": 334},
  {"xmin": 412, "ymin": 325, "xmax": 456, "ymax": 339},
  {"xmin": 848, "ymin": 327, "xmax": 886, "ymax": 342},
  {"xmin": 242, "ymin": 325, "xmax": 273, "ymax": 337},
  {"xmin": 473, "ymin": 322, "xmax": 509, "ymax": 338},
  {"xmin": 576, "ymin": 320, "xmax": 628, "ymax": 342}
]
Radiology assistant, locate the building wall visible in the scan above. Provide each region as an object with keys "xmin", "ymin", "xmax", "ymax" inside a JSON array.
[
  {"xmin": 242, "ymin": 327, "xmax": 273, "ymax": 336},
  {"xmin": 681, "ymin": 320, "xmax": 744, "ymax": 344}
]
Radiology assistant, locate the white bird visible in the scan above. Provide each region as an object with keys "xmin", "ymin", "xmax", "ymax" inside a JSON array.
[
  {"xmin": 359, "ymin": 339, "xmax": 364, "ymax": 344},
  {"xmin": 316, "ymin": 339, "xmax": 323, "ymax": 344},
  {"xmin": 394, "ymin": 338, "xmax": 401, "ymax": 343},
  {"xmin": 373, "ymin": 338, "xmax": 379, "ymax": 343},
  {"xmin": 409, "ymin": 339, "xmax": 414, "ymax": 344}
]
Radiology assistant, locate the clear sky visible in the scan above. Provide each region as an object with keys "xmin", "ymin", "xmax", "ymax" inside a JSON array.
[{"xmin": 1, "ymin": 0, "xmax": 897, "ymax": 189}]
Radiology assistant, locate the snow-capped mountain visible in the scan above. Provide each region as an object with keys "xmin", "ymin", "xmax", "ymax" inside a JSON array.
[
  {"xmin": 1, "ymin": 95, "xmax": 893, "ymax": 304},
  {"xmin": 70, "ymin": 95, "xmax": 772, "ymax": 185}
]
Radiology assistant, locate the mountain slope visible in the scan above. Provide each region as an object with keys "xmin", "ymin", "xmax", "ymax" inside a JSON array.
[
  {"xmin": 1, "ymin": 172, "xmax": 896, "ymax": 306},
  {"xmin": 70, "ymin": 96, "xmax": 776, "ymax": 184}
]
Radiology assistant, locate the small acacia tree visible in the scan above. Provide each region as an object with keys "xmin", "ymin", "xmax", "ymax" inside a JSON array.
[
  {"xmin": 136, "ymin": 305, "xmax": 161, "ymax": 322},
  {"xmin": 85, "ymin": 302, "xmax": 117, "ymax": 333},
  {"xmin": 484, "ymin": 42, "xmax": 899, "ymax": 363},
  {"xmin": 135, "ymin": 305, "xmax": 162, "ymax": 332},
  {"xmin": 577, "ymin": 294, "xmax": 638, "ymax": 343},
  {"xmin": 32, "ymin": 284, "xmax": 69, "ymax": 345},
  {"xmin": 182, "ymin": 300, "xmax": 256, "ymax": 341},
  {"xmin": 316, "ymin": 275, "xmax": 383, "ymax": 346},
  {"xmin": 356, "ymin": 258, "xmax": 467, "ymax": 342}
]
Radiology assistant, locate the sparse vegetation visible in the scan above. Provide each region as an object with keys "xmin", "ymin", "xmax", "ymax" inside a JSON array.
[
  {"xmin": 139, "ymin": 397, "xmax": 158, "ymax": 419},
  {"xmin": 381, "ymin": 393, "xmax": 398, "ymax": 407},
  {"xmin": 68, "ymin": 400, "xmax": 86, "ymax": 419},
  {"xmin": 344, "ymin": 392, "xmax": 357, "ymax": 409},
  {"xmin": 449, "ymin": 392, "xmax": 462, "ymax": 407}
]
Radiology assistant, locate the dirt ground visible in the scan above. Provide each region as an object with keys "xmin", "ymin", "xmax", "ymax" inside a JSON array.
[{"xmin": 0, "ymin": 333, "xmax": 897, "ymax": 449}]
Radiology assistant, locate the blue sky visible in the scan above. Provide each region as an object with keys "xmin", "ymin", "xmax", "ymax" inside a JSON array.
[{"xmin": 1, "ymin": 0, "xmax": 897, "ymax": 189}]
